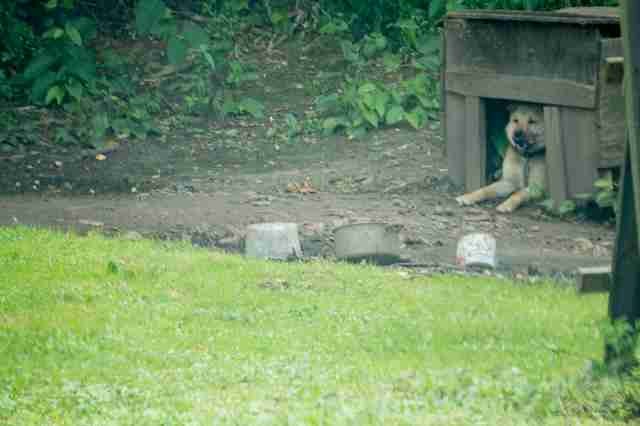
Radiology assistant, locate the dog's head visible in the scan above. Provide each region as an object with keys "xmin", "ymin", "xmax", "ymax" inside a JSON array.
[{"xmin": 505, "ymin": 104, "xmax": 544, "ymax": 155}]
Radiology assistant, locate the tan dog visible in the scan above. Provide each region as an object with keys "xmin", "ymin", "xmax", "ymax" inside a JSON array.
[{"xmin": 456, "ymin": 103, "xmax": 546, "ymax": 213}]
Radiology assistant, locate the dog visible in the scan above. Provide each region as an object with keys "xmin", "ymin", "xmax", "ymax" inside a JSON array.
[{"xmin": 455, "ymin": 103, "xmax": 546, "ymax": 213}]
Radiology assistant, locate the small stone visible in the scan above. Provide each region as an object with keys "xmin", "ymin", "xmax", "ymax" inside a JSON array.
[
  {"xmin": 79, "ymin": 219, "xmax": 104, "ymax": 227},
  {"xmin": 63, "ymin": 182, "xmax": 73, "ymax": 191},
  {"xmin": 122, "ymin": 231, "xmax": 143, "ymax": 241},
  {"xmin": 531, "ymin": 226, "xmax": 540, "ymax": 232},
  {"xmin": 54, "ymin": 161, "xmax": 63, "ymax": 168},
  {"xmin": 392, "ymin": 198, "xmax": 407, "ymax": 208},
  {"xmin": 574, "ymin": 238, "xmax": 595, "ymax": 253}
]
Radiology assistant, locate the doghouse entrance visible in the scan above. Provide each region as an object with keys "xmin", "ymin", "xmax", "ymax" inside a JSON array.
[{"xmin": 485, "ymin": 99, "xmax": 512, "ymax": 184}]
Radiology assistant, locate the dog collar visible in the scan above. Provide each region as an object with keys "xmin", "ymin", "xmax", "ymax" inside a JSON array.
[{"xmin": 514, "ymin": 144, "xmax": 546, "ymax": 158}]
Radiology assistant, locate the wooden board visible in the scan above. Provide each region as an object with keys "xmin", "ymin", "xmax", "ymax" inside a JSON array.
[
  {"xmin": 610, "ymin": 150, "xmax": 640, "ymax": 321},
  {"xmin": 445, "ymin": 18, "xmax": 601, "ymax": 85},
  {"xmin": 599, "ymin": 38, "xmax": 626, "ymax": 168},
  {"xmin": 446, "ymin": 92, "xmax": 466, "ymax": 187},
  {"xmin": 577, "ymin": 266, "xmax": 612, "ymax": 293},
  {"xmin": 620, "ymin": 1, "xmax": 640, "ymax": 228},
  {"xmin": 465, "ymin": 97, "xmax": 486, "ymax": 191},
  {"xmin": 445, "ymin": 71, "xmax": 597, "ymax": 109},
  {"xmin": 607, "ymin": 0, "xmax": 640, "ymax": 368},
  {"xmin": 448, "ymin": 9, "xmax": 619, "ymax": 25},
  {"xmin": 544, "ymin": 106, "xmax": 569, "ymax": 206},
  {"xmin": 556, "ymin": 7, "xmax": 620, "ymax": 19},
  {"xmin": 560, "ymin": 108, "xmax": 600, "ymax": 198}
]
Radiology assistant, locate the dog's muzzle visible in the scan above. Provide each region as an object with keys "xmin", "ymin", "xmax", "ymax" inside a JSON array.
[{"xmin": 512, "ymin": 130, "xmax": 529, "ymax": 152}]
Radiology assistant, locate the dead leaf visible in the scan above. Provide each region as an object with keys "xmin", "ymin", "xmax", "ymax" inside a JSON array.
[{"xmin": 96, "ymin": 154, "xmax": 107, "ymax": 161}]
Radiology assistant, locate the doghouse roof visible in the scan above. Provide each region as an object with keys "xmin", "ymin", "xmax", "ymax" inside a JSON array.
[{"xmin": 447, "ymin": 8, "xmax": 619, "ymax": 26}]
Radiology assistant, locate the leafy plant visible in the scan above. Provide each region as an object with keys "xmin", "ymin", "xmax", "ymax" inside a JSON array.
[{"xmin": 13, "ymin": 1, "xmax": 98, "ymax": 105}]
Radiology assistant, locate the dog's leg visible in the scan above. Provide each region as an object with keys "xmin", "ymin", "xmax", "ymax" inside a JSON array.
[
  {"xmin": 456, "ymin": 180, "xmax": 517, "ymax": 206},
  {"xmin": 496, "ymin": 189, "xmax": 530, "ymax": 213},
  {"xmin": 496, "ymin": 184, "xmax": 545, "ymax": 213}
]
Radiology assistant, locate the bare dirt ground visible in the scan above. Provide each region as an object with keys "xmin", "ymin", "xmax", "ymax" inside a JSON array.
[{"xmin": 0, "ymin": 39, "xmax": 615, "ymax": 279}]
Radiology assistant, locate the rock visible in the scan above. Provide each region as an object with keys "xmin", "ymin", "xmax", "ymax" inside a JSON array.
[
  {"xmin": 54, "ymin": 161, "xmax": 63, "ymax": 168},
  {"xmin": 123, "ymin": 231, "xmax": 143, "ymax": 241},
  {"xmin": 434, "ymin": 206, "xmax": 455, "ymax": 217},
  {"xmin": 79, "ymin": 219, "xmax": 104, "ymax": 227},
  {"xmin": 527, "ymin": 263, "xmax": 542, "ymax": 276},
  {"xmin": 63, "ymin": 182, "xmax": 73, "ymax": 191},
  {"xmin": 574, "ymin": 238, "xmax": 595, "ymax": 253},
  {"xmin": 392, "ymin": 198, "xmax": 407, "ymax": 208}
]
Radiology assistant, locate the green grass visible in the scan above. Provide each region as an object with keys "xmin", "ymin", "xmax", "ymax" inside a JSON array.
[{"xmin": 0, "ymin": 226, "xmax": 625, "ymax": 425}]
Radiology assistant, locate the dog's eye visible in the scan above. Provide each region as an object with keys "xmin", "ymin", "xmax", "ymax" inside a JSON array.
[
  {"xmin": 529, "ymin": 119, "xmax": 536, "ymax": 124},
  {"xmin": 513, "ymin": 119, "xmax": 519, "ymax": 124}
]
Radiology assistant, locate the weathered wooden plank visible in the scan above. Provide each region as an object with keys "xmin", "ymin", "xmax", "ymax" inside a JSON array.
[
  {"xmin": 446, "ymin": 92, "xmax": 466, "ymax": 187},
  {"xmin": 577, "ymin": 266, "xmax": 612, "ymax": 293},
  {"xmin": 557, "ymin": 7, "xmax": 620, "ymax": 18},
  {"xmin": 599, "ymin": 41, "xmax": 626, "ymax": 168},
  {"xmin": 448, "ymin": 9, "xmax": 619, "ymax": 25},
  {"xmin": 445, "ymin": 72, "xmax": 597, "ymax": 109},
  {"xmin": 440, "ymin": 32, "xmax": 447, "ymax": 156},
  {"xmin": 560, "ymin": 108, "xmax": 600, "ymax": 197},
  {"xmin": 544, "ymin": 106, "xmax": 569, "ymax": 207},
  {"xmin": 620, "ymin": 0, "xmax": 640, "ymax": 231},
  {"xmin": 607, "ymin": 0, "xmax": 640, "ymax": 368},
  {"xmin": 464, "ymin": 97, "xmax": 486, "ymax": 191},
  {"xmin": 445, "ymin": 18, "xmax": 601, "ymax": 84},
  {"xmin": 610, "ymin": 151, "xmax": 640, "ymax": 320},
  {"xmin": 601, "ymin": 38, "xmax": 624, "ymax": 61}
]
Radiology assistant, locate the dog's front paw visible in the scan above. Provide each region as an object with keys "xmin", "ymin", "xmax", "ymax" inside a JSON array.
[
  {"xmin": 496, "ymin": 202, "xmax": 514, "ymax": 214},
  {"xmin": 456, "ymin": 195, "xmax": 475, "ymax": 206}
]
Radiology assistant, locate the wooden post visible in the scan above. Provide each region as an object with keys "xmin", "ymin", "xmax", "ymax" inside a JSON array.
[{"xmin": 607, "ymin": 0, "xmax": 640, "ymax": 369}]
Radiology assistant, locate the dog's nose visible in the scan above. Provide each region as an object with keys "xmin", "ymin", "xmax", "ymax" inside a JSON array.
[{"xmin": 514, "ymin": 129, "xmax": 525, "ymax": 138}]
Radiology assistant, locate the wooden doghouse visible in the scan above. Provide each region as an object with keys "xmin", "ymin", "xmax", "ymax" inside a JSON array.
[{"xmin": 442, "ymin": 7, "xmax": 625, "ymax": 206}]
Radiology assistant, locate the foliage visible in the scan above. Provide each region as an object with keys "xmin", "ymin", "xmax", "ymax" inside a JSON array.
[{"xmin": 11, "ymin": 1, "xmax": 98, "ymax": 106}]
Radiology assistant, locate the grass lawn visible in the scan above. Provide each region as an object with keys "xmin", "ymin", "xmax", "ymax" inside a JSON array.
[{"xmin": 0, "ymin": 227, "xmax": 626, "ymax": 425}]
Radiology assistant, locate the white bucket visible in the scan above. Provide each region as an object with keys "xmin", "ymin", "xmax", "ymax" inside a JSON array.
[
  {"xmin": 245, "ymin": 222, "xmax": 302, "ymax": 260},
  {"xmin": 456, "ymin": 233, "xmax": 496, "ymax": 269}
]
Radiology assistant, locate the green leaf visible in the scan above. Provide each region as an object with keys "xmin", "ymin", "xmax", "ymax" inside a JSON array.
[
  {"xmin": 539, "ymin": 198, "xmax": 555, "ymax": 211},
  {"xmin": 45, "ymin": 0, "xmax": 58, "ymax": 9},
  {"xmin": 71, "ymin": 17, "xmax": 97, "ymax": 41},
  {"xmin": 374, "ymin": 91, "xmax": 389, "ymax": 118},
  {"xmin": 558, "ymin": 200, "xmax": 576, "ymax": 215},
  {"xmin": 358, "ymin": 82, "xmax": 376, "ymax": 95},
  {"xmin": 347, "ymin": 126, "xmax": 368, "ymax": 140},
  {"xmin": 65, "ymin": 23, "xmax": 83, "ymax": 46},
  {"xmin": 361, "ymin": 107, "xmax": 379, "ymax": 128},
  {"xmin": 315, "ymin": 94, "xmax": 339, "ymax": 113},
  {"xmin": 429, "ymin": 0, "xmax": 446, "ymax": 19},
  {"xmin": 62, "ymin": 0, "xmax": 75, "ymax": 9},
  {"xmin": 183, "ymin": 22, "xmax": 209, "ymax": 49},
  {"xmin": 29, "ymin": 72, "xmax": 58, "ymax": 103},
  {"xmin": 386, "ymin": 105, "xmax": 405, "ymax": 125},
  {"xmin": 238, "ymin": 98, "xmax": 265, "ymax": 119},
  {"xmin": 167, "ymin": 36, "xmax": 188, "ymax": 65},
  {"xmin": 66, "ymin": 82, "xmax": 83, "ymax": 100},
  {"xmin": 135, "ymin": 0, "xmax": 167, "ymax": 35},
  {"xmin": 322, "ymin": 117, "xmax": 340, "ymax": 134},
  {"xmin": 45, "ymin": 85, "xmax": 65, "ymax": 105},
  {"xmin": 405, "ymin": 107, "xmax": 427, "ymax": 129},
  {"xmin": 418, "ymin": 35, "xmax": 441, "ymax": 56},
  {"xmin": 92, "ymin": 113, "xmax": 110, "ymax": 140},
  {"xmin": 594, "ymin": 178, "xmax": 613, "ymax": 190},
  {"xmin": 43, "ymin": 27, "xmax": 65, "ymax": 39}
]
